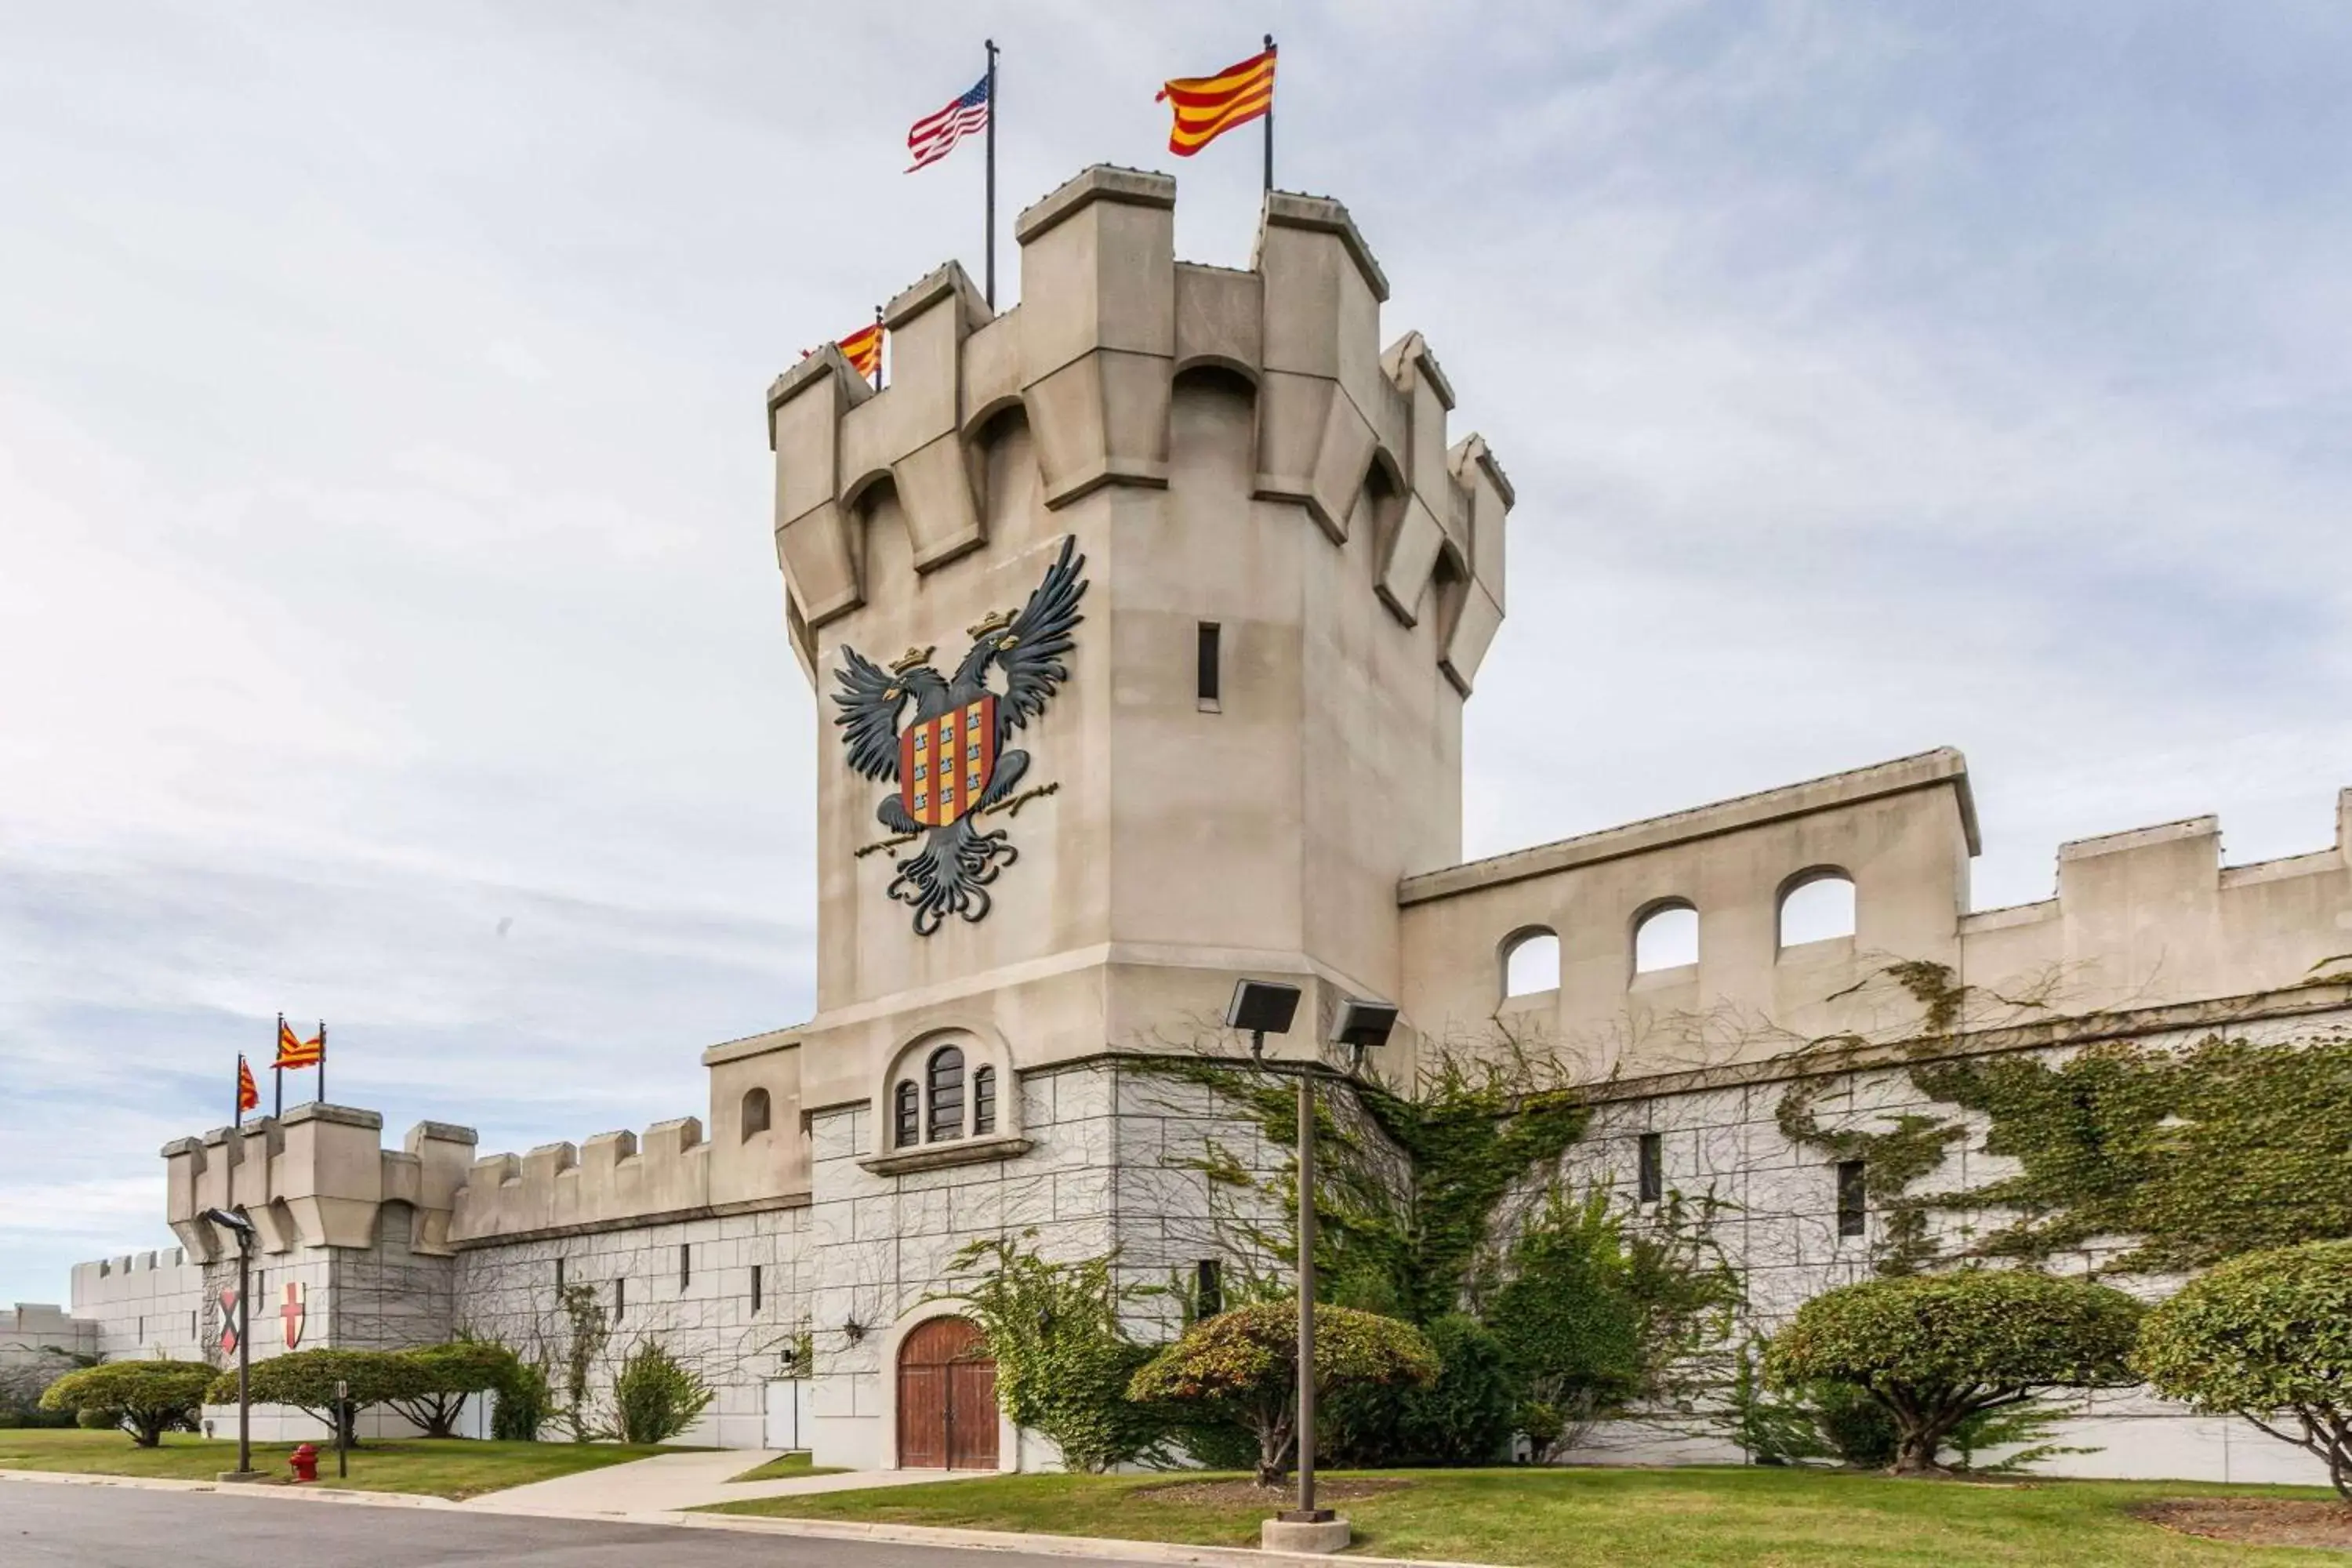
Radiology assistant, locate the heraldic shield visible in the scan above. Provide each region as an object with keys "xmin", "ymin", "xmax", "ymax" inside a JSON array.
[{"xmin": 899, "ymin": 695, "xmax": 999, "ymax": 828}]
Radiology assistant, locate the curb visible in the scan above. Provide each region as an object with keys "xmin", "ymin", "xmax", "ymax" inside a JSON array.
[{"xmin": 0, "ymin": 1466, "xmax": 1514, "ymax": 1567}]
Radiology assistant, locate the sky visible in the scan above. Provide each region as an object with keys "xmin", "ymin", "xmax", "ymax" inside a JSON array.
[{"xmin": 3, "ymin": 2, "xmax": 2348, "ymax": 1304}]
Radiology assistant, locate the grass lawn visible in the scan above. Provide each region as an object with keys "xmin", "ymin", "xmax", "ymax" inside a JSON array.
[
  {"xmin": 728, "ymin": 1450, "xmax": 848, "ymax": 1483},
  {"xmin": 702, "ymin": 1465, "xmax": 2351, "ymax": 1566},
  {"xmin": 0, "ymin": 1428, "xmax": 680, "ymax": 1501}
]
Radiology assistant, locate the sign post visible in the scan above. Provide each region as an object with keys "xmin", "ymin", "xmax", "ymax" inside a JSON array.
[{"xmin": 335, "ymin": 1378, "xmax": 349, "ymax": 1479}]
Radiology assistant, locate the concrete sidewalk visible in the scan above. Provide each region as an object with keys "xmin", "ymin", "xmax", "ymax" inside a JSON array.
[{"xmin": 468, "ymin": 1448, "xmax": 974, "ymax": 1515}]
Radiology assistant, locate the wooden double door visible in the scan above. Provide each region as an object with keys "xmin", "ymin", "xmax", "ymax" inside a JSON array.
[{"xmin": 897, "ymin": 1316, "xmax": 998, "ymax": 1470}]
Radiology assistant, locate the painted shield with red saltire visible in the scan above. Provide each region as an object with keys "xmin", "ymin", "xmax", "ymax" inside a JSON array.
[{"xmin": 899, "ymin": 695, "xmax": 997, "ymax": 828}]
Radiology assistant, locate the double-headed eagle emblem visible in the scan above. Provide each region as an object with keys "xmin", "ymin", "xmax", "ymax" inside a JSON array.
[{"xmin": 833, "ymin": 536, "xmax": 1087, "ymax": 935}]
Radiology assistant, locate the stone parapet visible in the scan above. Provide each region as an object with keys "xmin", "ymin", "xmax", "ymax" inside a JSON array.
[
  {"xmin": 767, "ymin": 164, "xmax": 1512, "ymax": 695},
  {"xmin": 451, "ymin": 1115, "xmax": 721, "ymax": 1243},
  {"xmin": 162, "ymin": 1105, "xmax": 477, "ymax": 1262}
]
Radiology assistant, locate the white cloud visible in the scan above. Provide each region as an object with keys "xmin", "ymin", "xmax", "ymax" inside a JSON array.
[{"xmin": 1, "ymin": 2, "xmax": 2347, "ymax": 1301}]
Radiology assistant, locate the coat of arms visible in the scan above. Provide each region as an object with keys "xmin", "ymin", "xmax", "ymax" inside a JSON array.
[{"xmin": 833, "ymin": 536, "xmax": 1087, "ymax": 935}]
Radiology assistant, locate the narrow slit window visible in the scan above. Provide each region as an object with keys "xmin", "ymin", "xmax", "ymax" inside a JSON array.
[
  {"xmin": 750, "ymin": 1263, "xmax": 763, "ymax": 1316},
  {"xmin": 680, "ymin": 1243, "xmax": 691, "ymax": 1291},
  {"xmin": 972, "ymin": 1065, "xmax": 996, "ymax": 1135},
  {"xmin": 1197, "ymin": 622, "xmax": 1221, "ymax": 705},
  {"xmin": 614, "ymin": 1277, "xmax": 626, "ymax": 1323},
  {"xmin": 1638, "ymin": 1132, "xmax": 1664, "ymax": 1204},
  {"xmin": 1196, "ymin": 1259, "xmax": 1224, "ymax": 1319},
  {"xmin": 1836, "ymin": 1160, "xmax": 1867, "ymax": 1239},
  {"xmin": 555, "ymin": 1256, "xmax": 565, "ymax": 1290}
]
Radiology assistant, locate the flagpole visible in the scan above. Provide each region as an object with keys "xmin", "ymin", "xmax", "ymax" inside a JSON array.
[
  {"xmin": 1262, "ymin": 34, "xmax": 1276, "ymax": 192},
  {"xmin": 273, "ymin": 1015, "xmax": 283, "ymax": 1120},
  {"xmin": 234, "ymin": 1057, "xmax": 244, "ymax": 1132},
  {"xmin": 317, "ymin": 1020, "xmax": 326, "ymax": 1107},
  {"xmin": 873, "ymin": 304, "xmax": 885, "ymax": 392},
  {"xmin": 984, "ymin": 38, "xmax": 999, "ymax": 307}
]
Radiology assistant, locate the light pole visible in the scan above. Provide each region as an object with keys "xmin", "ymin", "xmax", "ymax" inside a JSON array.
[
  {"xmin": 1222, "ymin": 982, "xmax": 1398, "ymax": 1537},
  {"xmin": 201, "ymin": 1206, "xmax": 260, "ymax": 1481}
]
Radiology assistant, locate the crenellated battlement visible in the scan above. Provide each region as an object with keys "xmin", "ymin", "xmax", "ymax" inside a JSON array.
[
  {"xmin": 163, "ymin": 1105, "xmax": 477, "ymax": 1261},
  {"xmin": 448, "ymin": 1115, "xmax": 741, "ymax": 1244},
  {"xmin": 767, "ymin": 165, "xmax": 1512, "ymax": 695},
  {"xmin": 1399, "ymin": 754, "xmax": 2352, "ymax": 1076}
]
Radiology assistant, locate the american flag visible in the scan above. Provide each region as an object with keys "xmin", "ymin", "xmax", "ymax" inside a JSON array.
[{"xmin": 906, "ymin": 74, "xmax": 989, "ymax": 172}]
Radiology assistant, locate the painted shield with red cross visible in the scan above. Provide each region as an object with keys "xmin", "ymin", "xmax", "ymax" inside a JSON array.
[
  {"xmin": 281, "ymin": 1280, "xmax": 306, "ymax": 1349},
  {"xmin": 898, "ymin": 695, "xmax": 997, "ymax": 828}
]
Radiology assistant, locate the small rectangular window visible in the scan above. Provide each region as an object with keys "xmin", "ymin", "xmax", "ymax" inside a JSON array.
[
  {"xmin": 1638, "ymin": 1133, "xmax": 1664, "ymax": 1204},
  {"xmin": 1195, "ymin": 1258, "xmax": 1224, "ymax": 1319},
  {"xmin": 1196, "ymin": 622, "xmax": 1221, "ymax": 706},
  {"xmin": 555, "ymin": 1256, "xmax": 565, "ymax": 1290},
  {"xmin": 750, "ymin": 1263, "xmax": 764, "ymax": 1316},
  {"xmin": 680, "ymin": 1243, "xmax": 691, "ymax": 1291},
  {"xmin": 1836, "ymin": 1159, "xmax": 1867, "ymax": 1239},
  {"xmin": 614, "ymin": 1277, "xmax": 626, "ymax": 1323}
]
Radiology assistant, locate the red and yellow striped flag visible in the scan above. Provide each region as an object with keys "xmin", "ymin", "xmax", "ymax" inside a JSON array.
[
  {"xmin": 1156, "ymin": 45, "xmax": 1276, "ymax": 157},
  {"xmin": 275, "ymin": 1016, "xmax": 323, "ymax": 1070},
  {"xmin": 835, "ymin": 322, "xmax": 883, "ymax": 379},
  {"xmin": 237, "ymin": 1054, "xmax": 260, "ymax": 1113}
]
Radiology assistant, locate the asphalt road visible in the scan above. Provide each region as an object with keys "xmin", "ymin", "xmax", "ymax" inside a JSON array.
[{"xmin": 0, "ymin": 1479, "xmax": 1116, "ymax": 1567}]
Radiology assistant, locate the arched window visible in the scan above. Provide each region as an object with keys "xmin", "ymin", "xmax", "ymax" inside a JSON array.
[
  {"xmin": 972, "ymin": 1065, "xmax": 997, "ymax": 1136},
  {"xmin": 1633, "ymin": 902, "xmax": 1699, "ymax": 974},
  {"xmin": 741, "ymin": 1087, "xmax": 771, "ymax": 1141},
  {"xmin": 1779, "ymin": 869, "xmax": 1857, "ymax": 948},
  {"xmin": 1501, "ymin": 927, "xmax": 1560, "ymax": 1000},
  {"xmin": 927, "ymin": 1046, "xmax": 966, "ymax": 1142},
  {"xmin": 894, "ymin": 1080, "xmax": 920, "ymax": 1149}
]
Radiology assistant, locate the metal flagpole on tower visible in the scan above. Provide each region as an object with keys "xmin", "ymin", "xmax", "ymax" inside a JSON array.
[
  {"xmin": 985, "ymin": 38, "xmax": 999, "ymax": 307},
  {"xmin": 1262, "ymin": 34, "xmax": 1276, "ymax": 192},
  {"xmin": 873, "ymin": 304, "xmax": 885, "ymax": 391},
  {"xmin": 273, "ymin": 1014, "xmax": 283, "ymax": 1120},
  {"xmin": 317, "ymin": 1020, "xmax": 326, "ymax": 1106}
]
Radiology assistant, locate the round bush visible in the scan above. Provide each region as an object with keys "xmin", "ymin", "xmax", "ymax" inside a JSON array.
[
  {"xmin": 1766, "ymin": 1270, "xmax": 2142, "ymax": 1473},
  {"xmin": 2136, "ymin": 1239, "xmax": 2352, "ymax": 1500}
]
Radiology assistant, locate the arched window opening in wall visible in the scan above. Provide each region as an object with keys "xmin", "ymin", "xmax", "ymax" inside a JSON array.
[
  {"xmin": 1779, "ymin": 869, "xmax": 1857, "ymax": 948},
  {"xmin": 1633, "ymin": 902, "xmax": 1699, "ymax": 974},
  {"xmin": 972, "ymin": 1066, "xmax": 996, "ymax": 1136},
  {"xmin": 741, "ymin": 1087, "xmax": 771, "ymax": 1141},
  {"xmin": 894, "ymin": 1080, "xmax": 920, "ymax": 1149},
  {"xmin": 1501, "ymin": 927, "xmax": 1560, "ymax": 1000},
  {"xmin": 927, "ymin": 1047, "xmax": 966, "ymax": 1142}
]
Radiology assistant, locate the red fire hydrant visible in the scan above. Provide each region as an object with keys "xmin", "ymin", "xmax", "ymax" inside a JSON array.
[{"xmin": 289, "ymin": 1443, "xmax": 320, "ymax": 1483}]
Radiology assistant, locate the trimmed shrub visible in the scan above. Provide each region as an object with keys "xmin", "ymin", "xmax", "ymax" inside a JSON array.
[
  {"xmin": 1765, "ymin": 1270, "xmax": 2142, "ymax": 1474},
  {"xmin": 384, "ymin": 1341, "xmax": 517, "ymax": 1439},
  {"xmin": 612, "ymin": 1341, "xmax": 713, "ymax": 1445},
  {"xmin": 39, "ymin": 1361, "xmax": 210, "ymax": 1446},
  {"xmin": 491, "ymin": 1356, "xmax": 553, "ymax": 1442},
  {"xmin": 206, "ymin": 1348, "xmax": 419, "ymax": 1445},
  {"xmin": 1128, "ymin": 1301, "xmax": 1437, "ymax": 1485},
  {"xmin": 2136, "ymin": 1238, "xmax": 2352, "ymax": 1501}
]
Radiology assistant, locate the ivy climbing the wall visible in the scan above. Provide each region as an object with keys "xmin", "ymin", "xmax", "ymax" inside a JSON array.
[{"xmin": 1777, "ymin": 960, "xmax": 2352, "ymax": 1276}]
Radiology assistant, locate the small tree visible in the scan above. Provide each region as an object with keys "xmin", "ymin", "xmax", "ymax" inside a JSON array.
[
  {"xmin": 384, "ymin": 1341, "xmax": 517, "ymax": 1439},
  {"xmin": 1127, "ymin": 1301, "xmax": 1436, "ymax": 1486},
  {"xmin": 491, "ymin": 1356, "xmax": 553, "ymax": 1442},
  {"xmin": 2136, "ymin": 1239, "xmax": 2352, "ymax": 1501},
  {"xmin": 39, "ymin": 1361, "xmax": 210, "ymax": 1446},
  {"xmin": 947, "ymin": 1236, "xmax": 1167, "ymax": 1473},
  {"xmin": 1765, "ymin": 1270, "xmax": 2143, "ymax": 1474},
  {"xmin": 207, "ymin": 1348, "xmax": 420, "ymax": 1446},
  {"xmin": 611, "ymin": 1340, "xmax": 713, "ymax": 1445}
]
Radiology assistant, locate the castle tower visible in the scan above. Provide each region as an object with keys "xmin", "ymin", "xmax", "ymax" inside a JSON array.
[{"xmin": 765, "ymin": 167, "xmax": 1512, "ymax": 1116}]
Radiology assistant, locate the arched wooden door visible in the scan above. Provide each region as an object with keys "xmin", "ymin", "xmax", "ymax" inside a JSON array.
[{"xmin": 897, "ymin": 1316, "xmax": 998, "ymax": 1470}]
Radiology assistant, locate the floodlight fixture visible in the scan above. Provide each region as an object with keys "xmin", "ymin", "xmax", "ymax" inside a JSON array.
[
  {"xmin": 1226, "ymin": 979, "xmax": 1301, "ymax": 1058},
  {"xmin": 201, "ymin": 1206, "xmax": 256, "ymax": 1237},
  {"xmin": 1330, "ymin": 999, "xmax": 1399, "ymax": 1075}
]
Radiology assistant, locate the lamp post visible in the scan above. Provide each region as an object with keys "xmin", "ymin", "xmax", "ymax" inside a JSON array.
[
  {"xmin": 1222, "ymin": 981, "xmax": 1398, "ymax": 1541},
  {"xmin": 200, "ymin": 1206, "xmax": 260, "ymax": 1481}
]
